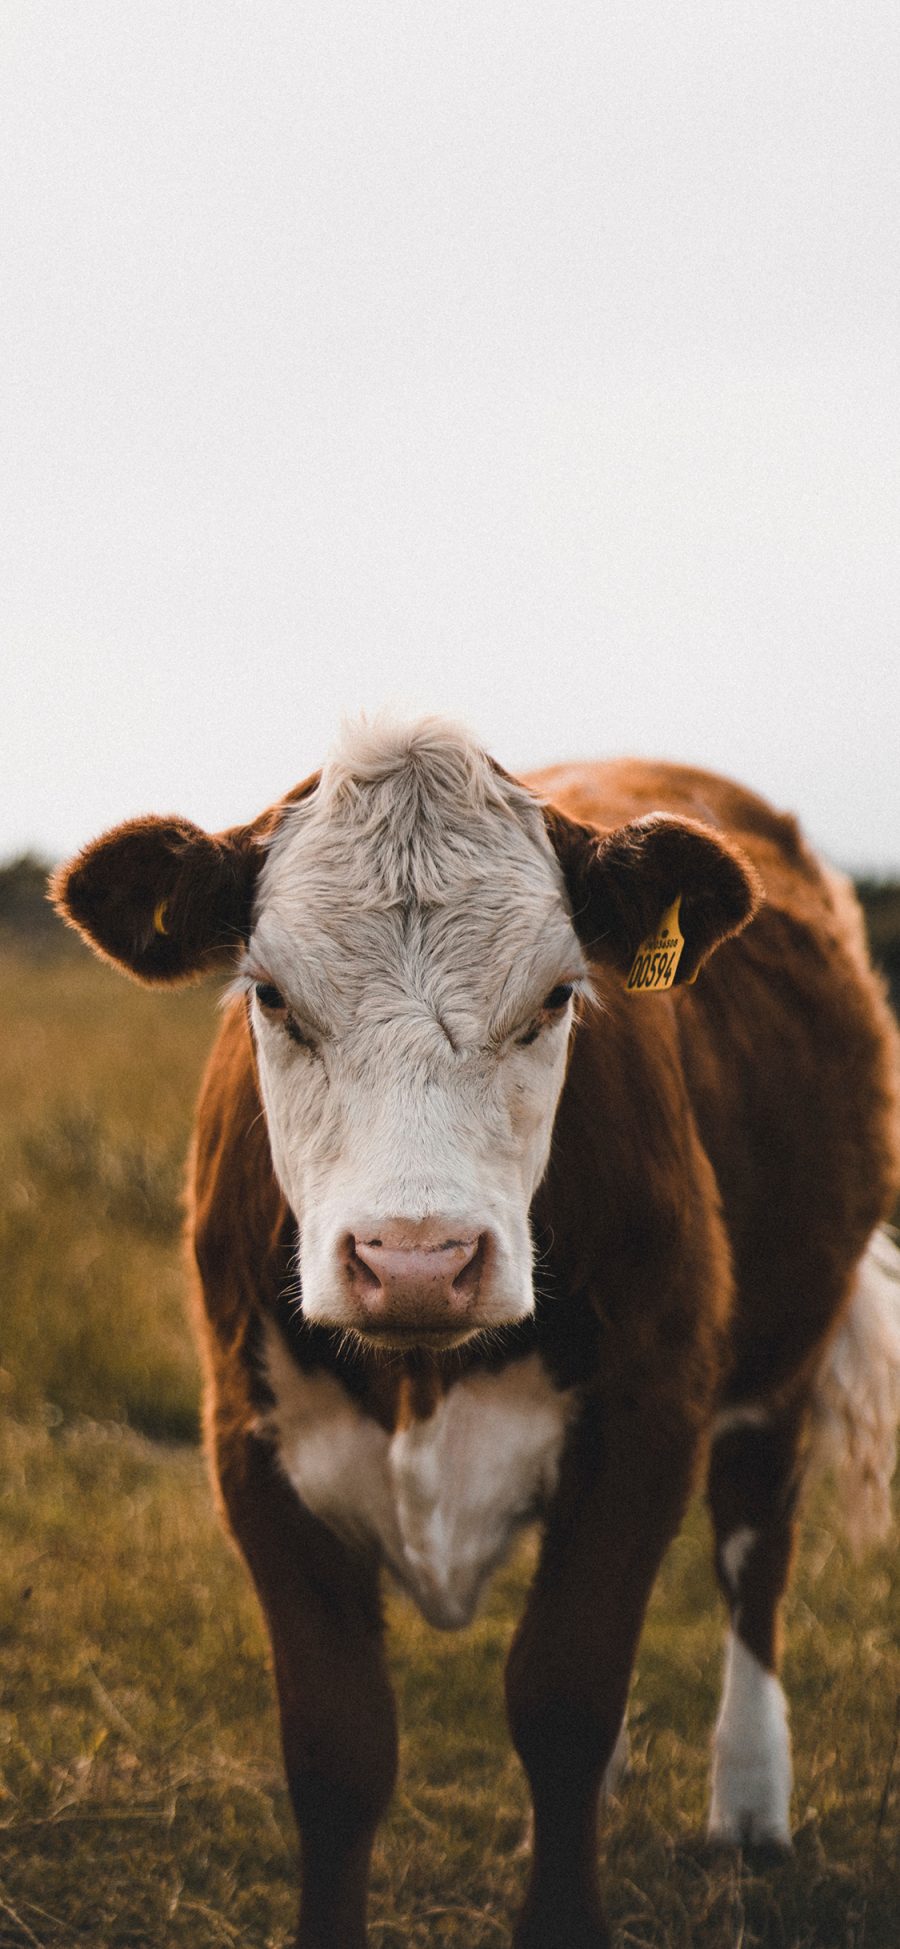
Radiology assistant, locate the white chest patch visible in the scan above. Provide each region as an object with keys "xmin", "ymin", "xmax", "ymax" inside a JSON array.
[{"xmin": 262, "ymin": 1322, "xmax": 574, "ymax": 1629}]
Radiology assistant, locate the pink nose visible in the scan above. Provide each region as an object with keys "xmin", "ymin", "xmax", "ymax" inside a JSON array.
[{"xmin": 345, "ymin": 1221, "xmax": 485, "ymax": 1328}]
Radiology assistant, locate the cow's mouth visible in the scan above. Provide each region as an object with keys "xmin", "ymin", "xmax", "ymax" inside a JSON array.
[{"xmin": 353, "ymin": 1322, "xmax": 479, "ymax": 1352}]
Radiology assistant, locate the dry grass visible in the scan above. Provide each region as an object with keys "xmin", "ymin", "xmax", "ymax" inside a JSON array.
[
  {"xmin": 0, "ymin": 942, "xmax": 897, "ymax": 1947},
  {"xmin": 0, "ymin": 950, "xmax": 207, "ymax": 1437}
]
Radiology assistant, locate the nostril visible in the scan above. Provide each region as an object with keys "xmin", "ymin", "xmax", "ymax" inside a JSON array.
[
  {"xmin": 452, "ymin": 1234, "xmax": 485, "ymax": 1298},
  {"xmin": 345, "ymin": 1236, "xmax": 383, "ymax": 1295}
]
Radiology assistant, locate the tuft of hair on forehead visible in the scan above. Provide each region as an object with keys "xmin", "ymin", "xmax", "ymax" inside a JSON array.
[
  {"xmin": 282, "ymin": 713, "xmax": 551, "ymax": 908},
  {"xmin": 321, "ymin": 714, "xmax": 504, "ymax": 809}
]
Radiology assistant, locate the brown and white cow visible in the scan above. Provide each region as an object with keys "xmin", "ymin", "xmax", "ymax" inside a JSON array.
[{"xmin": 53, "ymin": 718, "xmax": 900, "ymax": 1949}]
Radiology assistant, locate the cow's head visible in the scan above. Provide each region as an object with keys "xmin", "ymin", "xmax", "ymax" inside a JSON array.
[{"xmin": 53, "ymin": 719, "xmax": 760, "ymax": 1350}]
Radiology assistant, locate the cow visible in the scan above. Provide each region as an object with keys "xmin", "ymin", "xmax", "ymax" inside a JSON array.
[{"xmin": 53, "ymin": 717, "xmax": 900, "ymax": 1949}]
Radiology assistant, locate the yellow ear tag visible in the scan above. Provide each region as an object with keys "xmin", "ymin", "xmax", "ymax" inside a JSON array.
[
  {"xmin": 152, "ymin": 900, "xmax": 169, "ymax": 937},
  {"xmin": 626, "ymin": 895, "xmax": 685, "ymax": 994}
]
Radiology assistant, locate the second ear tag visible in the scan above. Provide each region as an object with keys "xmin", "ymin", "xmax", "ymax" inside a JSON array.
[{"xmin": 626, "ymin": 896, "xmax": 685, "ymax": 993}]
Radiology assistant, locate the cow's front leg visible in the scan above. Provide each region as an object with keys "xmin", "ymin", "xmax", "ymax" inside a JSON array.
[
  {"xmin": 219, "ymin": 1431, "xmax": 397, "ymax": 1949},
  {"xmin": 505, "ymin": 1397, "xmax": 699, "ymax": 1949}
]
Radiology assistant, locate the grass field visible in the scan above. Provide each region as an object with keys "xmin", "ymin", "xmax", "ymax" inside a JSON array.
[{"xmin": 1, "ymin": 941, "xmax": 897, "ymax": 1948}]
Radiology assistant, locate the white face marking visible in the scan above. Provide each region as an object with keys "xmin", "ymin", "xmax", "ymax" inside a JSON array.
[
  {"xmin": 262, "ymin": 1321, "xmax": 574, "ymax": 1630},
  {"xmin": 708, "ymin": 1630, "xmax": 793, "ymax": 1847},
  {"xmin": 246, "ymin": 720, "xmax": 587, "ymax": 1341},
  {"xmin": 720, "ymin": 1525, "xmax": 757, "ymax": 1600}
]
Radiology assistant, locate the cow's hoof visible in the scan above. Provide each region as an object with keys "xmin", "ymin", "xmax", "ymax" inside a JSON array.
[{"xmin": 707, "ymin": 1786, "xmax": 793, "ymax": 1851}]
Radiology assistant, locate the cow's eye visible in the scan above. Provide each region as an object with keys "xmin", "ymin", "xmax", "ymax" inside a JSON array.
[
  {"xmin": 255, "ymin": 982, "xmax": 286, "ymax": 1011},
  {"xmin": 253, "ymin": 981, "xmax": 317, "ymax": 1052},
  {"xmin": 514, "ymin": 984, "xmax": 575, "ymax": 1047}
]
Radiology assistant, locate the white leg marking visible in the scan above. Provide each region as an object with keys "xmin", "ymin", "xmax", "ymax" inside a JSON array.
[
  {"xmin": 720, "ymin": 1525, "xmax": 757, "ymax": 1600},
  {"xmin": 708, "ymin": 1630, "xmax": 793, "ymax": 1846}
]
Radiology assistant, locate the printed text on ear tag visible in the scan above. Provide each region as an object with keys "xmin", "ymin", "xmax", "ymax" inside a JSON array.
[{"xmin": 626, "ymin": 896, "xmax": 685, "ymax": 993}]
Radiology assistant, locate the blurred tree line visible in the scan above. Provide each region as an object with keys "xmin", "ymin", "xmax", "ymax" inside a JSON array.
[
  {"xmin": 855, "ymin": 879, "xmax": 900, "ymax": 1012},
  {"xmin": 0, "ymin": 854, "xmax": 68, "ymax": 948}
]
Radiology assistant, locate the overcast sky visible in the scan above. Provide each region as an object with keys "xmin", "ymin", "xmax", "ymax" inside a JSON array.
[{"xmin": 2, "ymin": 1, "xmax": 898, "ymax": 871}]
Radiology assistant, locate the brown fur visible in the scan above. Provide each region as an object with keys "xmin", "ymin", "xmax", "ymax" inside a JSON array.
[
  {"xmin": 49, "ymin": 773, "xmax": 319, "ymax": 985},
  {"xmin": 542, "ymin": 798, "xmax": 762, "ymax": 982},
  {"xmin": 55, "ymin": 752, "xmax": 900, "ymax": 1949}
]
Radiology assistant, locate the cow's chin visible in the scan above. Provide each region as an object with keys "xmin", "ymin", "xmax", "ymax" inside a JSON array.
[
  {"xmin": 304, "ymin": 1304, "xmax": 534, "ymax": 1355},
  {"xmin": 354, "ymin": 1322, "xmax": 480, "ymax": 1353}
]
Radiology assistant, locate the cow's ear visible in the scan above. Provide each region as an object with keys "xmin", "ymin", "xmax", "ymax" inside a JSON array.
[
  {"xmin": 49, "ymin": 815, "xmax": 265, "ymax": 984},
  {"xmin": 545, "ymin": 806, "xmax": 762, "ymax": 985}
]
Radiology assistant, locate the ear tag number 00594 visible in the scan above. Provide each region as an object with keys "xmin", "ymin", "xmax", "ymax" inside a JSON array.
[{"xmin": 626, "ymin": 896, "xmax": 685, "ymax": 994}]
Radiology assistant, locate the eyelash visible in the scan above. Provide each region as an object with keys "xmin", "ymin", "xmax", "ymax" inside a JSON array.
[
  {"xmin": 253, "ymin": 982, "xmax": 315, "ymax": 1050},
  {"xmin": 254, "ymin": 982, "xmax": 285, "ymax": 1011},
  {"xmin": 543, "ymin": 984, "xmax": 575, "ymax": 1012},
  {"xmin": 514, "ymin": 983, "xmax": 575, "ymax": 1046}
]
